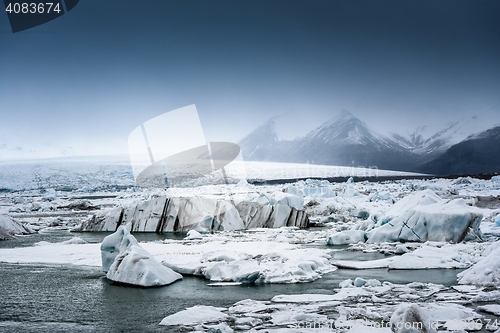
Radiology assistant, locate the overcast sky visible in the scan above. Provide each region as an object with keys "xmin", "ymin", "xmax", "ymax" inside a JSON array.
[{"xmin": 1, "ymin": 0, "xmax": 499, "ymax": 159}]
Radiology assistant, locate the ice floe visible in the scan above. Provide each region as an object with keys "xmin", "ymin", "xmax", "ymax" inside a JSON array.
[
  {"xmin": 157, "ymin": 279, "xmax": 495, "ymax": 332},
  {"xmin": 159, "ymin": 305, "xmax": 228, "ymax": 326}
]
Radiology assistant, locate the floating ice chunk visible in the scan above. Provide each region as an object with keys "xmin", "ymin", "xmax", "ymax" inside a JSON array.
[
  {"xmin": 394, "ymin": 244, "xmax": 409, "ymax": 254},
  {"xmin": 207, "ymin": 282, "xmax": 242, "ymax": 286},
  {"xmin": 159, "ymin": 305, "xmax": 228, "ymax": 326},
  {"xmin": 495, "ymin": 214, "xmax": 500, "ymax": 227},
  {"xmin": 200, "ymin": 322, "xmax": 234, "ymax": 333},
  {"xmin": 390, "ymin": 303, "xmax": 436, "ymax": 333},
  {"xmin": 376, "ymin": 189, "xmax": 441, "ymax": 227},
  {"xmin": 394, "ymin": 302, "xmax": 480, "ymax": 327},
  {"xmin": 185, "ymin": 230, "xmax": 203, "ymax": 240},
  {"xmin": 162, "ymin": 240, "xmax": 332, "ymax": 284},
  {"xmin": 365, "ymin": 279, "xmax": 382, "ymax": 287},
  {"xmin": 106, "ymin": 245, "xmax": 182, "ymax": 287},
  {"xmin": 272, "ymin": 288, "xmax": 372, "ymax": 303},
  {"xmin": 367, "ymin": 198, "xmax": 482, "ymax": 243},
  {"xmin": 491, "ymin": 175, "xmax": 500, "ymax": 183},
  {"xmin": 202, "ymin": 261, "xmax": 261, "ymax": 283},
  {"xmin": 0, "ymin": 215, "xmax": 31, "ymax": 240},
  {"xmin": 335, "ymin": 242, "xmax": 481, "ymax": 270},
  {"xmin": 353, "ymin": 277, "xmax": 367, "ymax": 287},
  {"xmin": 339, "ymin": 279, "xmax": 354, "ymax": 288},
  {"xmin": 34, "ymin": 237, "xmax": 87, "ymax": 246},
  {"xmin": 477, "ymin": 304, "xmax": 500, "ymax": 316},
  {"xmin": 61, "ymin": 237, "xmax": 87, "ymax": 244},
  {"xmin": 100, "ymin": 226, "xmax": 135, "ymax": 272},
  {"xmin": 326, "ymin": 230, "xmax": 366, "ymax": 245},
  {"xmin": 458, "ymin": 240, "xmax": 500, "ymax": 286},
  {"xmin": 100, "ymin": 226, "xmax": 182, "ymax": 287}
]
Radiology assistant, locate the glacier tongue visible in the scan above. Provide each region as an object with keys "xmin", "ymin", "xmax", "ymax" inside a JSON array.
[{"xmin": 100, "ymin": 226, "xmax": 182, "ymax": 287}]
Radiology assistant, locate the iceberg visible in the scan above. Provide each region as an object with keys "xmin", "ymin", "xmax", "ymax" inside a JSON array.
[
  {"xmin": 458, "ymin": 240, "xmax": 500, "ymax": 286},
  {"xmin": 390, "ymin": 304, "xmax": 436, "ymax": 333},
  {"xmin": 100, "ymin": 226, "xmax": 182, "ymax": 287},
  {"xmin": 326, "ymin": 230, "xmax": 366, "ymax": 245},
  {"xmin": 367, "ymin": 194, "xmax": 482, "ymax": 243},
  {"xmin": 0, "ymin": 215, "xmax": 31, "ymax": 240},
  {"xmin": 79, "ymin": 193, "xmax": 309, "ymax": 233}
]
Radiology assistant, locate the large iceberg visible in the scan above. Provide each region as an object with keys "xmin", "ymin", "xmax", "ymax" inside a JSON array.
[
  {"xmin": 367, "ymin": 191, "xmax": 482, "ymax": 243},
  {"xmin": 79, "ymin": 193, "xmax": 309, "ymax": 233},
  {"xmin": 100, "ymin": 226, "xmax": 182, "ymax": 287}
]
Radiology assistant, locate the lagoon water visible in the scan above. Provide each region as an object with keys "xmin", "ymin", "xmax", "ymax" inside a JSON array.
[{"xmin": 0, "ymin": 231, "xmax": 464, "ymax": 332}]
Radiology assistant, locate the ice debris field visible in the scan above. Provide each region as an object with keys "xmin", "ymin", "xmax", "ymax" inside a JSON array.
[{"xmin": 1, "ymin": 161, "xmax": 500, "ymax": 332}]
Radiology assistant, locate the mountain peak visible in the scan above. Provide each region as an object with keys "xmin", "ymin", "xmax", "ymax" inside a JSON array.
[
  {"xmin": 465, "ymin": 125, "xmax": 500, "ymax": 141},
  {"xmin": 339, "ymin": 109, "xmax": 353, "ymax": 118},
  {"xmin": 300, "ymin": 109, "xmax": 379, "ymax": 146},
  {"xmin": 238, "ymin": 116, "xmax": 280, "ymax": 161}
]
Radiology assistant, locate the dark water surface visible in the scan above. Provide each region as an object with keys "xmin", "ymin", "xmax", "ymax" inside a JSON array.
[{"xmin": 0, "ymin": 231, "xmax": 465, "ymax": 333}]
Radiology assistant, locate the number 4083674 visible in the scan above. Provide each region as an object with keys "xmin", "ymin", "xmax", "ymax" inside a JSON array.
[{"xmin": 5, "ymin": 2, "xmax": 62, "ymax": 14}]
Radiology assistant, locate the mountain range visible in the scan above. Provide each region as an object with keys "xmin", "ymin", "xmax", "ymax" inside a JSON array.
[{"xmin": 238, "ymin": 110, "xmax": 500, "ymax": 176}]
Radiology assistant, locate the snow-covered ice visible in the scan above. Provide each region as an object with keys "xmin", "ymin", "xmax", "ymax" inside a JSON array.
[
  {"xmin": 367, "ymin": 194, "xmax": 482, "ymax": 243},
  {"xmin": 326, "ymin": 229, "xmax": 366, "ymax": 245},
  {"xmin": 1, "ymin": 163, "xmax": 500, "ymax": 332},
  {"xmin": 159, "ymin": 305, "xmax": 228, "ymax": 326},
  {"xmin": 158, "ymin": 279, "xmax": 492, "ymax": 332},
  {"xmin": 458, "ymin": 240, "xmax": 500, "ymax": 285},
  {"xmin": 334, "ymin": 242, "xmax": 486, "ymax": 269}
]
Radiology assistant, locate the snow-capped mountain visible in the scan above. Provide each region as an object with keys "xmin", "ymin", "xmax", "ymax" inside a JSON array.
[
  {"xmin": 239, "ymin": 117, "xmax": 282, "ymax": 161},
  {"xmin": 420, "ymin": 126, "xmax": 500, "ymax": 175},
  {"xmin": 390, "ymin": 122, "xmax": 458, "ymax": 155},
  {"xmin": 299, "ymin": 109, "xmax": 392, "ymax": 146},
  {"xmin": 239, "ymin": 110, "xmax": 418, "ymax": 170},
  {"xmin": 390, "ymin": 112, "xmax": 500, "ymax": 156},
  {"xmin": 239, "ymin": 110, "xmax": 500, "ymax": 175},
  {"xmin": 288, "ymin": 110, "xmax": 413, "ymax": 169}
]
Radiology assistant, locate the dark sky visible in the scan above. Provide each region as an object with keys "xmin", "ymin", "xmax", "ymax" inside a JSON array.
[{"xmin": 1, "ymin": 0, "xmax": 499, "ymax": 158}]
